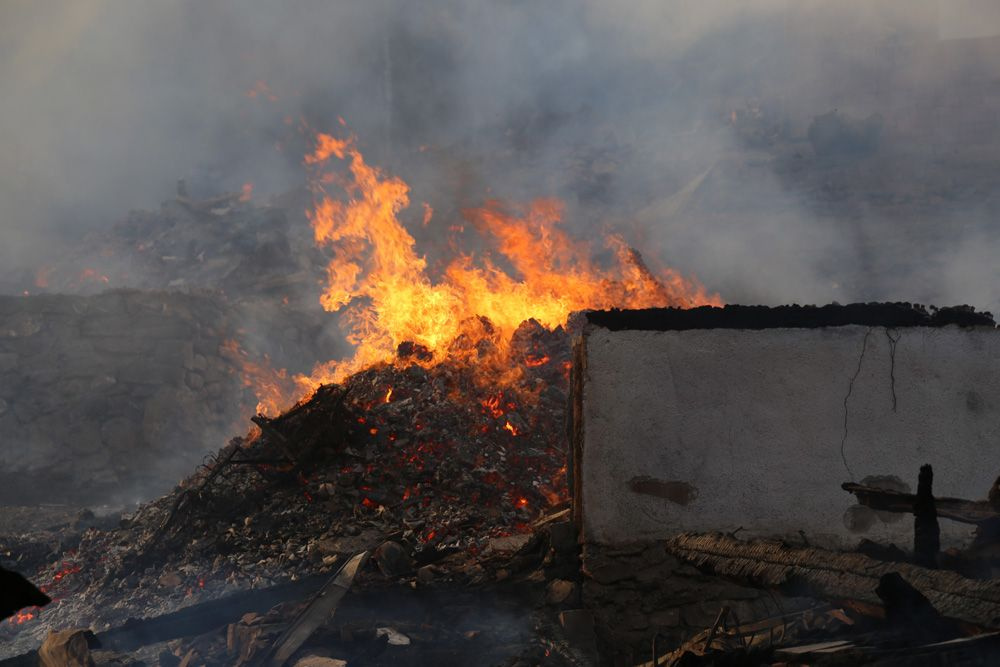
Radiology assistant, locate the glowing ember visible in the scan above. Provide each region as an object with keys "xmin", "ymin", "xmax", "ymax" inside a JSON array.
[
  {"xmin": 482, "ymin": 393, "xmax": 505, "ymax": 419},
  {"xmin": 8, "ymin": 610, "xmax": 36, "ymax": 625},
  {"xmin": 384, "ymin": 387, "xmax": 393, "ymax": 403},
  {"xmin": 503, "ymin": 421, "xmax": 519, "ymax": 436}
]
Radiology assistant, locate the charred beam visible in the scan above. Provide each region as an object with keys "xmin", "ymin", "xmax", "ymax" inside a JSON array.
[
  {"xmin": 914, "ymin": 464, "xmax": 941, "ymax": 568},
  {"xmin": 841, "ymin": 483, "xmax": 999, "ymax": 525}
]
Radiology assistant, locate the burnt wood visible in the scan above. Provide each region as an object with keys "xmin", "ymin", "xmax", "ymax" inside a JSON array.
[
  {"xmin": 914, "ymin": 464, "xmax": 941, "ymax": 568},
  {"xmin": 842, "ymin": 482, "xmax": 999, "ymax": 525},
  {"xmin": 585, "ymin": 302, "xmax": 993, "ymax": 332}
]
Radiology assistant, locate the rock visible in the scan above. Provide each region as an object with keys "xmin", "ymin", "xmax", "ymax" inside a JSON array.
[
  {"xmin": 416, "ymin": 565, "xmax": 436, "ymax": 584},
  {"xmin": 38, "ymin": 628, "xmax": 97, "ymax": 667},
  {"xmin": 158, "ymin": 571, "xmax": 183, "ymax": 588},
  {"xmin": 487, "ymin": 534, "xmax": 531, "ymax": 554},
  {"xmin": 373, "ymin": 541, "xmax": 412, "ymax": 577},
  {"xmin": 313, "ymin": 529, "xmax": 384, "ymax": 556},
  {"xmin": 187, "ymin": 353, "xmax": 208, "ymax": 372},
  {"xmin": 546, "ymin": 579, "xmax": 578, "ymax": 605},
  {"xmin": 293, "ymin": 657, "xmax": 347, "ymax": 667},
  {"xmin": 376, "ymin": 627, "xmax": 411, "ymax": 645},
  {"xmin": 185, "ymin": 372, "xmax": 205, "ymax": 390}
]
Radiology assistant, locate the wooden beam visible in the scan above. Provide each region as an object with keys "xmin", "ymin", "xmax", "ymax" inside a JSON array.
[{"xmin": 842, "ymin": 483, "xmax": 999, "ymax": 525}]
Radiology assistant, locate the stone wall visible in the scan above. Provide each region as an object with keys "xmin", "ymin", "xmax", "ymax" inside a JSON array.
[
  {"xmin": 0, "ymin": 291, "xmax": 255, "ymax": 504},
  {"xmin": 573, "ymin": 305, "xmax": 999, "ymax": 549}
]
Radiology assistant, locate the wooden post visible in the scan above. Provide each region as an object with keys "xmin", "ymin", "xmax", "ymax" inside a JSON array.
[{"xmin": 914, "ymin": 464, "xmax": 941, "ymax": 569}]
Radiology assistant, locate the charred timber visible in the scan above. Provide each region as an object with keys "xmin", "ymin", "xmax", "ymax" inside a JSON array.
[
  {"xmin": 914, "ymin": 464, "xmax": 941, "ymax": 568},
  {"xmin": 841, "ymin": 482, "xmax": 1000, "ymax": 525},
  {"xmin": 666, "ymin": 532, "xmax": 1000, "ymax": 629}
]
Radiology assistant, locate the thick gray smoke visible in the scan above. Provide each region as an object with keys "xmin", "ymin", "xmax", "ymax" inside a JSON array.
[{"xmin": 2, "ymin": 0, "xmax": 1000, "ymax": 311}]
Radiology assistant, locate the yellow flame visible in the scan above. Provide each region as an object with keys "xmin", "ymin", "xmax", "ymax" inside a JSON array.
[{"xmin": 297, "ymin": 132, "xmax": 720, "ymax": 389}]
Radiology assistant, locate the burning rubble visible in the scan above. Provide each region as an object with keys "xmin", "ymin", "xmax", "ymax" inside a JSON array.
[
  {"xmin": 0, "ymin": 130, "xmax": 722, "ymax": 665},
  {"xmin": 0, "ymin": 321, "xmax": 575, "ymax": 662},
  {"xmin": 9, "ymin": 129, "xmax": 1000, "ymax": 667}
]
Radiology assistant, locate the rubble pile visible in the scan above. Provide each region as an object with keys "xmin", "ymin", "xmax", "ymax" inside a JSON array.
[{"xmin": 0, "ymin": 320, "xmax": 576, "ymax": 663}]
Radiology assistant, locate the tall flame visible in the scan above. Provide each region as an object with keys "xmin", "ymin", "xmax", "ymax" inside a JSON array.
[{"xmin": 299, "ymin": 132, "xmax": 720, "ymax": 387}]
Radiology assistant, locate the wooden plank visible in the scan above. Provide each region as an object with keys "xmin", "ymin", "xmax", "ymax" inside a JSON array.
[{"xmin": 254, "ymin": 551, "xmax": 369, "ymax": 667}]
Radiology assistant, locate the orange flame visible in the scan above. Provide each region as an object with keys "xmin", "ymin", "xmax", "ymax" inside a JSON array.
[
  {"xmin": 298, "ymin": 132, "xmax": 720, "ymax": 387},
  {"xmin": 220, "ymin": 339, "xmax": 295, "ymax": 417}
]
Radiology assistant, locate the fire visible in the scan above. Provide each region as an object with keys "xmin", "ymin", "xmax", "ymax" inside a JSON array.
[
  {"xmin": 299, "ymin": 131, "xmax": 720, "ymax": 387},
  {"xmin": 503, "ymin": 421, "xmax": 519, "ymax": 436},
  {"xmin": 239, "ymin": 182, "xmax": 253, "ymax": 202},
  {"xmin": 220, "ymin": 339, "xmax": 295, "ymax": 417},
  {"xmin": 228, "ymin": 129, "xmax": 719, "ymax": 416}
]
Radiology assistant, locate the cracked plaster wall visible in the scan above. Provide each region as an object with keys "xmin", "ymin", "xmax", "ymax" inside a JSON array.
[{"xmin": 578, "ymin": 324, "xmax": 1000, "ymax": 547}]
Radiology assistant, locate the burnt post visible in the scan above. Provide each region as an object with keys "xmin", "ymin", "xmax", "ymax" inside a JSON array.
[{"xmin": 914, "ymin": 464, "xmax": 940, "ymax": 568}]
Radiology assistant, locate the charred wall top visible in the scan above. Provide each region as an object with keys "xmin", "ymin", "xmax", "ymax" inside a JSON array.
[{"xmin": 584, "ymin": 302, "xmax": 994, "ymax": 332}]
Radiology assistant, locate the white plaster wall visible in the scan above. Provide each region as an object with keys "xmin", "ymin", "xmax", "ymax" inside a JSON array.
[{"xmin": 580, "ymin": 324, "xmax": 1000, "ymax": 547}]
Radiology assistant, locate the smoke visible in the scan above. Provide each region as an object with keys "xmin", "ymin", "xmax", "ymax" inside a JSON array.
[{"xmin": 2, "ymin": 0, "xmax": 1000, "ymax": 311}]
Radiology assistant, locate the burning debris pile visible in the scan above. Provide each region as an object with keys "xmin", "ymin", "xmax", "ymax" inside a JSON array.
[
  {"xmin": 0, "ymin": 129, "xmax": 728, "ymax": 664},
  {"xmin": 0, "ymin": 318, "xmax": 578, "ymax": 662}
]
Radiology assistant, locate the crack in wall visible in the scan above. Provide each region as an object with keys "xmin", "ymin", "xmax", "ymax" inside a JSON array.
[
  {"xmin": 840, "ymin": 327, "xmax": 874, "ymax": 481},
  {"xmin": 885, "ymin": 327, "xmax": 900, "ymax": 412},
  {"xmin": 840, "ymin": 326, "xmax": 901, "ymax": 481}
]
